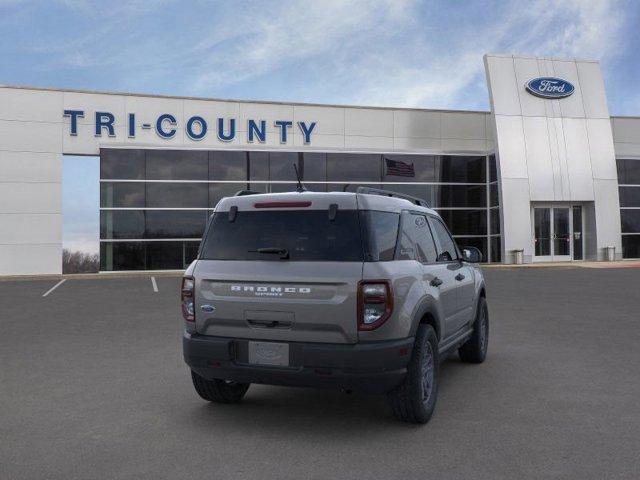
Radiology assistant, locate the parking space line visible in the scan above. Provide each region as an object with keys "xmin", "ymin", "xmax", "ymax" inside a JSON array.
[
  {"xmin": 151, "ymin": 276, "xmax": 158, "ymax": 293},
  {"xmin": 42, "ymin": 279, "xmax": 66, "ymax": 297}
]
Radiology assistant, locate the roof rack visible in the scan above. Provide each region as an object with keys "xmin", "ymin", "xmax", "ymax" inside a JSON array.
[
  {"xmin": 355, "ymin": 186, "xmax": 430, "ymax": 208},
  {"xmin": 234, "ymin": 190, "xmax": 262, "ymax": 196}
]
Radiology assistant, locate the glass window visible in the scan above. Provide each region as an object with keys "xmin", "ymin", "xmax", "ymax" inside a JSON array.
[
  {"xmin": 209, "ymin": 183, "xmax": 257, "ymax": 208},
  {"xmin": 100, "ymin": 182, "xmax": 145, "ymax": 208},
  {"xmin": 185, "ymin": 241, "xmax": 200, "ymax": 265},
  {"xmin": 435, "ymin": 155, "xmax": 486, "ymax": 183},
  {"xmin": 100, "ymin": 242, "xmax": 146, "ymax": 270},
  {"xmin": 456, "ymin": 237, "xmax": 488, "ymax": 263},
  {"xmin": 429, "ymin": 216, "xmax": 459, "ymax": 262},
  {"xmin": 489, "ymin": 183, "xmax": 499, "ymax": 206},
  {"xmin": 360, "ymin": 211, "xmax": 400, "ymax": 261},
  {"xmin": 200, "ymin": 210, "xmax": 363, "ymax": 261},
  {"xmin": 326, "ymin": 154, "xmax": 382, "ymax": 182},
  {"xmin": 146, "ymin": 241, "xmax": 185, "ymax": 270},
  {"xmin": 490, "ymin": 236, "xmax": 501, "ymax": 263},
  {"xmin": 622, "ymin": 235, "xmax": 640, "ymax": 259},
  {"xmin": 269, "ymin": 182, "xmax": 300, "ymax": 193},
  {"xmin": 433, "ymin": 185, "xmax": 486, "ymax": 208},
  {"xmin": 145, "ymin": 210, "xmax": 207, "ymax": 238},
  {"xmin": 146, "ymin": 183, "xmax": 208, "ymax": 208},
  {"xmin": 436, "ymin": 210, "xmax": 487, "ymax": 236},
  {"xmin": 100, "ymin": 149, "xmax": 145, "ymax": 180},
  {"xmin": 383, "ymin": 155, "xmax": 441, "ymax": 182},
  {"xmin": 382, "ymin": 184, "xmax": 432, "ymax": 206},
  {"xmin": 302, "ymin": 153, "xmax": 327, "ymax": 182},
  {"xmin": 100, "ymin": 211, "xmax": 144, "ymax": 239},
  {"xmin": 269, "ymin": 152, "xmax": 299, "ymax": 182},
  {"xmin": 489, "ymin": 155, "xmax": 497, "ymax": 182},
  {"xmin": 210, "ymin": 151, "xmax": 248, "ymax": 181},
  {"xmin": 249, "ymin": 151, "xmax": 269, "ymax": 181},
  {"xmin": 145, "ymin": 150, "xmax": 207, "ymax": 180},
  {"xmin": 619, "ymin": 186, "xmax": 640, "ymax": 207},
  {"xmin": 621, "ymin": 210, "xmax": 640, "ymax": 233},
  {"xmin": 326, "ymin": 183, "xmax": 379, "ymax": 194},
  {"xmin": 490, "ymin": 209, "xmax": 501, "ymax": 234},
  {"xmin": 617, "ymin": 159, "xmax": 640, "ymax": 185},
  {"xmin": 397, "ymin": 213, "xmax": 438, "ymax": 263}
]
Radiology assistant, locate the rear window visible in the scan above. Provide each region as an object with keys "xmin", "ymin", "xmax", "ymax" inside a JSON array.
[{"xmin": 200, "ymin": 210, "xmax": 364, "ymax": 261}]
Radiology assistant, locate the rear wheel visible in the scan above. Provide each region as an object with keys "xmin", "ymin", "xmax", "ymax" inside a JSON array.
[
  {"xmin": 387, "ymin": 324, "xmax": 439, "ymax": 424},
  {"xmin": 458, "ymin": 296, "xmax": 489, "ymax": 363},
  {"xmin": 191, "ymin": 370, "xmax": 250, "ymax": 403}
]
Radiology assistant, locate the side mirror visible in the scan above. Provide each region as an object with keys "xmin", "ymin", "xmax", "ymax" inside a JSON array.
[{"xmin": 461, "ymin": 246, "xmax": 482, "ymax": 263}]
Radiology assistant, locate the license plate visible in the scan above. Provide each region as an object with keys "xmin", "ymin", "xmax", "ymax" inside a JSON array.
[{"xmin": 248, "ymin": 341, "xmax": 289, "ymax": 367}]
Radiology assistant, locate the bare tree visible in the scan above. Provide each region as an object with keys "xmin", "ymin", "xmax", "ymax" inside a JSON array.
[{"xmin": 62, "ymin": 249, "xmax": 99, "ymax": 274}]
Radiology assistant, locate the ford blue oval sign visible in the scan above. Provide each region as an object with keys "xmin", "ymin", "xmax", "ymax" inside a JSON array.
[{"xmin": 526, "ymin": 77, "xmax": 575, "ymax": 99}]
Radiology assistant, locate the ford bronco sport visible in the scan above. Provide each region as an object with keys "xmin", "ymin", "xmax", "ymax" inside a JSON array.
[{"xmin": 182, "ymin": 187, "xmax": 488, "ymax": 423}]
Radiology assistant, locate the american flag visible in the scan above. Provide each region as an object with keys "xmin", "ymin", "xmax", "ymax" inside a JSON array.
[{"xmin": 385, "ymin": 157, "xmax": 415, "ymax": 177}]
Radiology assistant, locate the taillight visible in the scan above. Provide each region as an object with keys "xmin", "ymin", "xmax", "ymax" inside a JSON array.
[
  {"xmin": 181, "ymin": 276, "xmax": 195, "ymax": 322},
  {"xmin": 358, "ymin": 280, "xmax": 393, "ymax": 331}
]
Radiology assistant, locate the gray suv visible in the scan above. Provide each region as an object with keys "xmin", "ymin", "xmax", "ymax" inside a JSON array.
[{"xmin": 182, "ymin": 187, "xmax": 488, "ymax": 423}]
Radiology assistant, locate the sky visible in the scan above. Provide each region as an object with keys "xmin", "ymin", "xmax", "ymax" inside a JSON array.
[{"xmin": 2, "ymin": 0, "xmax": 639, "ymax": 253}]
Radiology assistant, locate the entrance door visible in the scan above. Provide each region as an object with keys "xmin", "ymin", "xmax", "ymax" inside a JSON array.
[{"xmin": 533, "ymin": 206, "xmax": 581, "ymax": 262}]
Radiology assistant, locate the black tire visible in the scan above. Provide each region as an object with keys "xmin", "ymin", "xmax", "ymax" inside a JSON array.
[
  {"xmin": 387, "ymin": 324, "xmax": 439, "ymax": 424},
  {"xmin": 458, "ymin": 296, "xmax": 489, "ymax": 364},
  {"xmin": 191, "ymin": 370, "xmax": 250, "ymax": 403}
]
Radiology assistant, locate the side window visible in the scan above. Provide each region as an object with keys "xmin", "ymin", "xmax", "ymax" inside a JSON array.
[
  {"xmin": 429, "ymin": 216, "xmax": 458, "ymax": 262},
  {"xmin": 361, "ymin": 211, "xmax": 400, "ymax": 261},
  {"xmin": 397, "ymin": 213, "xmax": 438, "ymax": 263}
]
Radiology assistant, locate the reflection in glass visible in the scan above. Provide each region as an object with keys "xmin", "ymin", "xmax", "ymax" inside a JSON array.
[
  {"xmin": 146, "ymin": 241, "xmax": 184, "ymax": 269},
  {"xmin": 490, "ymin": 236, "xmax": 501, "ymax": 263},
  {"xmin": 327, "ymin": 154, "xmax": 382, "ymax": 182},
  {"xmin": 573, "ymin": 206, "xmax": 583, "ymax": 260},
  {"xmin": 622, "ymin": 235, "xmax": 640, "ymax": 258},
  {"xmin": 145, "ymin": 210, "xmax": 207, "ymax": 238},
  {"xmin": 617, "ymin": 158, "xmax": 640, "ymax": 185},
  {"xmin": 210, "ymin": 151, "xmax": 248, "ymax": 180},
  {"xmin": 553, "ymin": 208, "xmax": 570, "ymax": 256},
  {"xmin": 146, "ymin": 183, "xmax": 208, "ymax": 208},
  {"xmin": 100, "ymin": 242, "xmax": 146, "ymax": 270},
  {"xmin": 621, "ymin": 210, "xmax": 640, "ymax": 233},
  {"xmin": 619, "ymin": 186, "xmax": 640, "ymax": 207},
  {"xmin": 534, "ymin": 208, "xmax": 551, "ymax": 256},
  {"xmin": 437, "ymin": 210, "xmax": 487, "ymax": 236},
  {"xmin": 100, "ymin": 182, "xmax": 145, "ymax": 208},
  {"xmin": 269, "ymin": 152, "xmax": 299, "ymax": 182},
  {"xmin": 146, "ymin": 150, "xmax": 208, "ymax": 180},
  {"xmin": 302, "ymin": 153, "xmax": 327, "ymax": 181},
  {"xmin": 100, "ymin": 149, "xmax": 145, "ymax": 179},
  {"xmin": 100, "ymin": 211, "xmax": 144, "ymax": 239}
]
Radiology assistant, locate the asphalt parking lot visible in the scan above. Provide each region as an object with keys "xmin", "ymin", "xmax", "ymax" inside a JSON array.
[{"xmin": 1, "ymin": 267, "xmax": 640, "ymax": 480}]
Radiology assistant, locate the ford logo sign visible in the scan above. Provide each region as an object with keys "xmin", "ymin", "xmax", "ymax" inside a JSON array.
[{"xmin": 525, "ymin": 77, "xmax": 575, "ymax": 99}]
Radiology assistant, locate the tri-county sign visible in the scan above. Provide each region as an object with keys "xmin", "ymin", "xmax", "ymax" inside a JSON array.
[
  {"xmin": 525, "ymin": 77, "xmax": 575, "ymax": 99},
  {"xmin": 62, "ymin": 110, "xmax": 317, "ymax": 144}
]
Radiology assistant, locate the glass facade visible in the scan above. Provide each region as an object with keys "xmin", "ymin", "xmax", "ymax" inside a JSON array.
[
  {"xmin": 617, "ymin": 158, "xmax": 640, "ymax": 258},
  {"xmin": 100, "ymin": 149, "xmax": 502, "ymax": 270}
]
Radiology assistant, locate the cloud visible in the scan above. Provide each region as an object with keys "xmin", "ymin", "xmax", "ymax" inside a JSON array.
[{"xmin": 8, "ymin": 0, "xmax": 633, "ymax": 112}]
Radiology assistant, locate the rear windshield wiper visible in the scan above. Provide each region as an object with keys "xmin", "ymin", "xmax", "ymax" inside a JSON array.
[{"xmin": 248, "ymin": 247, "xmax": 290, "ymax": 259}]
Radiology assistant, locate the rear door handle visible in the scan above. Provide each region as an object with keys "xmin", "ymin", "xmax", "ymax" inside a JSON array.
[
  {"xmin": 430, "ymin": 277, "xmax": 443, "ymax": 287},
  {"xmin": 455, "ymin": 273, "xmax": 465, "ymax": 281}
]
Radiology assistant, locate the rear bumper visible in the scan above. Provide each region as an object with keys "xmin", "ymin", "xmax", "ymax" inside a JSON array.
[{"xmin": 183, "ymin": 332, "xmax": 414, "ymax": 394}]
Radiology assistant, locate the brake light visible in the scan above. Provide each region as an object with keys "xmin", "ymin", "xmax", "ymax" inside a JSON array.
[
  {"xmin": 358, "ymin": 280, "xmax": 393, "ymax": 331},
  {"xmin": 181, "ymin": 276, "xmax": 195, "ymax": 322},
  {"xmin": 254, "ymin": 201, "xmax": 312, "ymax": 208}
]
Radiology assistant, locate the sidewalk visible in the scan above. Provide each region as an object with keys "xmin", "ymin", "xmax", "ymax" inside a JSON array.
[{"xmin": 484, "ymin": 260, "xmax": 640, "ymax": 269}]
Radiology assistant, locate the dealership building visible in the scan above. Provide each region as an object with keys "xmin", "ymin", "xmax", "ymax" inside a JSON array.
[{"xmin": 1, "ymin": 53, "xmax": 640, "ymax": 275}]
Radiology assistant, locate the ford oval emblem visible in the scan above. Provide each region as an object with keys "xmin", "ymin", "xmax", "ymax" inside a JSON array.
[
  {"xmin": 200, "ymin": 304, "xmax": 215, "ymax": 312},
  {"xmin": 525, "ymin": 77, "xmax": 575, "ymax": 99}
]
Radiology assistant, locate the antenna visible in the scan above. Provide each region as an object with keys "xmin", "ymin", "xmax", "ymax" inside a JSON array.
[{"xmin": 293, "ymin": 163, "xmax": 306, "ymax": 192}]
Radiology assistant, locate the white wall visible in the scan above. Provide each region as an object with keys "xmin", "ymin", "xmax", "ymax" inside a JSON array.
[
  {"xmin": 0, "ymin": 85, "xmax": 491, "ymax": 276},
  {"xmin": 612, "ymin": 116, "xmax": 640, "ymax": 158},
  {"xmin": 484, "ymin": 54, "xmax": 622, "ymax": 262}
]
